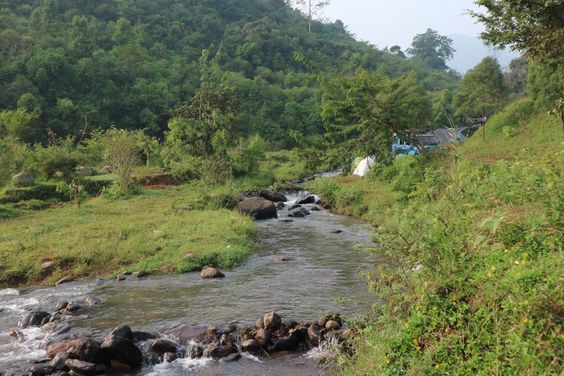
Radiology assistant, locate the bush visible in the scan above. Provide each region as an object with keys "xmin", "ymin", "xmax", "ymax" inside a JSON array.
[
  {"xmin": 33, "ymin": 142, "xmax": 85, "ymax": 179},
  {"xmin": 169, "ymin": 156, "xmax": 203, "ymax": 182},
  {"xmin": 232, "ymin": 135, "xmax": 266, "ymax": 177}
]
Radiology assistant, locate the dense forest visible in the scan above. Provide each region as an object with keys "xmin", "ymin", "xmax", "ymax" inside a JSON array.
[{"xmin": 0, "ymin": 0, "xmax": 464, "ymax": 148}]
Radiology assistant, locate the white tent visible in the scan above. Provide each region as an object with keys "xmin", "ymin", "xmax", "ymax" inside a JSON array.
[{"xmin": 352, "ymin": 156, "xmax": 375, "ymax": 177}]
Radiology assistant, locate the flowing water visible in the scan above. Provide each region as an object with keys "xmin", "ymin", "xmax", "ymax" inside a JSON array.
[{"xmin": 0, "ymin": 193, "xmax": 379, "ymax": 375}]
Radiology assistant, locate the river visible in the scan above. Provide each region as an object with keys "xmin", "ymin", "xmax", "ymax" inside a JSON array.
[{"xmin": 0, "ymin": 193, "xmax": 379, "ymax": 375}]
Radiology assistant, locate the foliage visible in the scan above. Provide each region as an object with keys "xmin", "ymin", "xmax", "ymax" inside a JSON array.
[
  {"xmin": 504, "ymin": 57, "xmax": 528, "ymax": 99},
  {"xmin": 232, "ymin": 135, "xmax": 267, "ymax": 177},
  {"xmin": 321, "ymin": 70, "xmax": 432, "ymax": 165},
  {"xmin": 32, "ymin": 140, "xmax": 85, "ymax": 179},
  {"xmin": 318, "ymin": 101, "xmax": 563, "ymax": 376},
  {"xmin": 472, "ymin": 0, "xmax": 564, "ymax": 64},
  {"xmin": 407, "ymin": 29, "xmax": 455, "ymax": 71},
  {"xmin": 0, "ymin": 0, "xmax": 434, "ymax": 146},
  {"xmin": 92, "ymin": 128, "xmax": 146, "ymax": 194},
  {"xmin": 527, "ymin": 62, "xmax": 564, "ymax": 127},
  {"xmin": 453, "ymin": 57, "xmax": 508, "ymax": 120}
]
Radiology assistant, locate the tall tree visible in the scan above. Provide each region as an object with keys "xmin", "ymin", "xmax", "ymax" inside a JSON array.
[
  {"xmin": 407, "ymin": 29, "xmax": 455, "ymax": 70},
  {"xmin": 452, "ymin": 57, "xmax": 508, "ymax": 121},
  {"xmin": 286, "ymin": 0, "xmax": 331, "ymax": 33},
  {"xmin": 471, "ymin": 0, "xmax": 564, "ymax": 64},
  {"xmin": 321, "ymin": 70, "xmax": 432, "ymax": 164}
]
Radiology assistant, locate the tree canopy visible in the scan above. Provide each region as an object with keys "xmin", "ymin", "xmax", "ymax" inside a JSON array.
[{"xmin": 407, "ymin": 29, "xmax": 455, "ymax": 70}]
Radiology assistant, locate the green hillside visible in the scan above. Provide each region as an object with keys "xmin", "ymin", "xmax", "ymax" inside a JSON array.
[{"xmin": 0, "ymin": 0, "xmax": 457, "ymax": 147}]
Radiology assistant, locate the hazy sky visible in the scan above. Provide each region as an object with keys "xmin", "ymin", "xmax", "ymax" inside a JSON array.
[{"xmin": 322, "ymin": 0, "xmax": 484, "ymax": 49}]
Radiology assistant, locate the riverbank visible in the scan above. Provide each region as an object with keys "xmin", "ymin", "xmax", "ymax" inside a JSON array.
[
  {"xmin": 0, "ymin": 149, "xmax": 320, "ymax": 288},
  {"xmin": 308, "ymin": 101, "xmax": 563, "ymax": 374}
]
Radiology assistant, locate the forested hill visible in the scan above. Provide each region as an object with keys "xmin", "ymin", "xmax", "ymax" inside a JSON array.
[{"xmin": 0, "ymin": 0, "xmax": 456, "ymax": 147}]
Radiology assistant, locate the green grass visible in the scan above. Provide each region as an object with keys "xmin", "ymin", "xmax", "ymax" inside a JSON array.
[
  {"xmin": 0, "ymin": 183, "xmax": 256, "ymax": 287},
  {"xmin": 315, "ymin": 104, "xmax": 563, "ymax": 375}
]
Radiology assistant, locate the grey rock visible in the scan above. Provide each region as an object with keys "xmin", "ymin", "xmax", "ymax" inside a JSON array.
[
  {"xmin": 236, "ymin": 198, "xmax": 277, "ymax": 220},
  {"xmin": 150, "ymin": 339, "xmax": 177, "ymax": 354},
  {"xmin": 100, "ymin": 335, "xmax": 143, "ymax": 368},
  {"xmin": 55, "ymin": 276, "xmax": 74, "ymax": 286},
  {"xmin": 12, "ymin": 171, "xmax": 34, "ymax": 186},
  {"xmin": 263, "ymin": 312, "xmax": 281, "ymax": 330}
]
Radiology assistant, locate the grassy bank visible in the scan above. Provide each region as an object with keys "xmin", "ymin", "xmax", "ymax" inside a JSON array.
[
  {"xmin": 0, "ymin": 183, "xmax": 259, "ymax": 287},
  {"xmin": 0, "ymin": 148, "xmax": 317, "ymax": 288},
  {"xmin": 309, "ymin": 101, "xmax": 563, "ymax": 374}
]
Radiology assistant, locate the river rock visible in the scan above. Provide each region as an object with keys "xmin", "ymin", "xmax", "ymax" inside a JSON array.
[
  {"xmin": 296, "ymin": 195, "xmax": 316, "ymax": 205},
  {"xmin": 50, "ymin": 352, "xmax": 70, "ymax": 370},
  {"xmin": 279, "ymin": 219, "xmax": 293, "ymax": 223},
  {"xmin": 132, "ymin": 270, "xmax": 148, "ymax": 278},
  {"xmin": 163, "ymin": 324, "xmax": 208, "ymax": 345},
  {"xmin": 263, "ymin": 312, "xmax": 281, "ymax": 330},
  {"xmin": 200, "ymin": 266, "xmax": 225, "ymax": 279},
  {"xmin": 187, "ymin": 343, "xmax": 204, "ymax": 358},
  {"xmin": 307, "ymin": 324, "xmax": 323, "ymax": 346},
  {"xmin": 236, "ymin": 198, "xmax": 278, "ymax": 220},
  {"xmin": 317, "ymin": 316, "xmax": 328, "ymax": 328},
  {"xmin": 150, "ymin": 339, "xmax": 177, "ymax": 354},
  {"xmin": 256, "ymin": 318, "xmax": 265, "ymax": 329},
  {"xmin": 27, "ymin": 364, "xmax": 53, "ymax": 376},
  {"xmin": 100, "ymin": 335, "xmax": 143, "ymax": 368},
  {"xmin": 65, "ymin": 303, "xmax": 81, "ymax": 313},
  {"xmin": 55, "ymin": 276, "xmax": 74, "ymax": 286},
  {"xmin": 254, "ymin": 328, "xmax": 270, "ymax": 347},
  {"xmin": 330, "ymin": 230, "xmax": 343, "ymax": 234},
  {"xmin": 69, "ymin": 337, "xmax": 105, "ymax": 364},
  {"xmin": 325, "ymin": 320, "xmax": 341, "ymax": 330},
  {"xmin": 258, "ymin": 191, "xmax": 288, "ymax": 203},
  {"xmin": 10, "ymin": 330, "xmax": 25, "ymax": 341},
  {"xmin": 275, "ymin": 201, "xmax": 286, "ymax": 210},
  {"xmin": 19, "ymin": 311, "xmax": 51, "ymax": 328},
  {"xmin": 84, "ymin": 296, "xmax": 102, "ymax": 306},
  {"xmin": 65, "ymin": 359, "xmax": 97, "ymax": 375},
  {"xmin": 288, "ymin": 207, "xmax": 310, "ymax": 218},
  {"xmin": 241, "ymin": 339, "xmax": 261, "ymax": 353},
  {"xmin": 218, "ymin": 352, "xmax": 241, "ymax": 363},
  {"xmin": 288, "ymin": 204, "xmax": 302, "ymax": 210},
  {"xmin": 109, "ymin": 325, "xmax": 133, "ymax": 340},
  {"xmin": 309, "ymin": 205, "xmax": 322, "ymax": 211},
  {"xmin": 116, "ymin": 273, "xmax": 127, "ymax": 281},
  {"xmin": 132, "ymin": 331, "xmax": 157, "ymax": 341},
  {"xmin": 46, "ymin": 339, "xmax": 78, "ymax": 358},
  {"xmin": 164, "ymin": 352, "xmax": 177, "ymax": 363},
  {"xmin": 110, "ymin": 359, "xmax": 131, "ymax": 373},
  {"xmin": 278, "ymin": 256, "xmax": 293, "ymax": 262},
  {"xmin": 208, "ymin": 345, "xmax": 237, "ymax": 359},
  {"xmin": 55, "ymin": 301, "xmax": 69, "ymax": 311},
  {"xmin": 12, "ymin": 171, "xmax": 34, "ymax": 186}
]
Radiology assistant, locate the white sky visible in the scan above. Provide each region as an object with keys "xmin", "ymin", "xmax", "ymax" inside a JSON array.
[{"xmin": 322, "ymin": 0, "xmax": 484, "ymax": 49}]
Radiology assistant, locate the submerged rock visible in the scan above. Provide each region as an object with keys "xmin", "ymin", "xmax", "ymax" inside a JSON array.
[
  {"xmin": 65, "ymin": 359, "xmax": 97, "ymax": 375},
  {"xmin": 236, "ymin": 198, "xmax": 278, "ymax": 220}
]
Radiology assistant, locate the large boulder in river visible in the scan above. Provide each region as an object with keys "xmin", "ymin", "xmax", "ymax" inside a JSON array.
[
  {"xmin": 11, "ymin": 171, "xmax": 34, "ymax": 186},
  {"xmin": 236, "ymin": 198, "xmax": 277, "ymax": 220},
  {"xmin": 101, "ymin": 335, "xmax": 143, "ymax": 368},
  {"xmin": 258, "ymin": 191, "xmax": 288, "ymax": 203},
  {"xmin": 69, "ymin": 337, "xmax": 105, "ymax": 364},
  {"xmin": 200, "ymin": 266, "xmax": 225, "ymax": 279}
]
